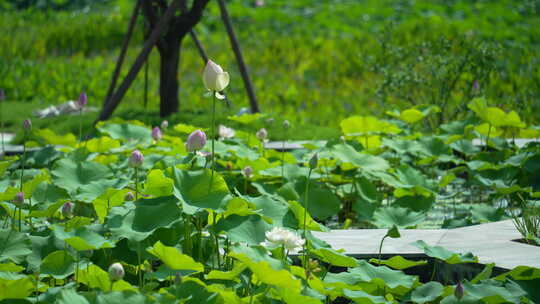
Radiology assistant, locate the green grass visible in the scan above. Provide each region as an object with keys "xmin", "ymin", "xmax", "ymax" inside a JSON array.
[{"xmin": 1, "ymin": 0, "xmax": 539, "ymax": 140}]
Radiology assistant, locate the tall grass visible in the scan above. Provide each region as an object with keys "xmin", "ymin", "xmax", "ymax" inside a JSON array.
[{"xmin": 1, "ymin": 0, "xmax": 539, "ymax": 136}]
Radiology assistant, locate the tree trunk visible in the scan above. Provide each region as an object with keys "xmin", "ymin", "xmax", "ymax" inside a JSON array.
[{"xmin": 158, "ymin": 36, "xmax": 183, "ymax": 117}]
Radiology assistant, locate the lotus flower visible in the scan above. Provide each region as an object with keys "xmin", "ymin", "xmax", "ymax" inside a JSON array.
[
  {"xmin": 161, "ymin": 120, "xmax": 169, "ymax": 129},
  {"xmin": 78, "ymin": 92, "xmax": 87, "ymax": 108},
  {"xmin": 152, "ymin": 126, "xmax": 162, "ymax": 141},
  {"xmin": 129, "ymin": 150, "xmax": 144, "ymax": 168},
  {"xmin": 203, "ymin": 60, "xmax": 230, "ymax": 93},
  {"xmin": 124, "ymin": 191, "xmax": 135, "ymax": 201},
  {"xmin": 186, "ymin": 130, "xmax": 207, "ymax": 152},
  {"xmin": 256, "ymin": 128, "xmax": 268, "ymax": 141},
  {"xmin": 219, "ymin": 125, "xmax": 235, "ymax": 139},
  {"xmin": 108, "ymin": 263, "xmax": 125, "ymax": 281},
  {"xmin": 23, "ymin": 119, "xmax": 32, "ymax": 132},
  {"xmin": 61, "ymin": 201, "xmax": 74, "ymax": 218},
  {"xmin": 13, "ymin": 192, "xmax": 24, "ymax": 205},
  {"xmin": 261, "ymin": 227, "xmax": 305, "ymax": 251},
  {"xmin": 243, "ymin": 166, "xmax": 253, "ymax": 178},
  {"xmin": 283, "ymin": 120, "xmax": 290, "ymax": 129},
  {"xmin": 309, "ymin": 153, "xmax": 318, "ymax": 169},
  {"xmin": 455, "ymin": 281, "xmax": 464, "ymax": 300}
]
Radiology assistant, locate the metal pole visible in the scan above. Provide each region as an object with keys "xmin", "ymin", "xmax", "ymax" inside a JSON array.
[{"xmin": 217, "ymin": 0, "xmax": 260, "ymax": 113}]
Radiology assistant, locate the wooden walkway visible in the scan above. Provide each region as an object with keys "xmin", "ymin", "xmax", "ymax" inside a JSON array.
[{"xmin": 314, "ymin": 220, "xmax": 540, "ymax": 270}]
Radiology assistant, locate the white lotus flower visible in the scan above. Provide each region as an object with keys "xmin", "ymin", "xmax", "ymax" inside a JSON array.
[
  {"xmin": 108, "ymin": 262, "xmax": 125, "ymax": 281},
  {"xmin": 219, "ymin": 125, "xmax": 235, "ymax": 139},
  {"xmin": 203, "ymin": 60, "xmax": 230, "ymax": 94},
  {"xmin": 261, "ymin": 227, "xmax": 305, "ymax": 251}
]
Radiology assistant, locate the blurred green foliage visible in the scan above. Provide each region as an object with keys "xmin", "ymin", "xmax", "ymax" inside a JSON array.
[{"xmin": 0, "ymin": 0, "xmax": 539, "ymax": 138}]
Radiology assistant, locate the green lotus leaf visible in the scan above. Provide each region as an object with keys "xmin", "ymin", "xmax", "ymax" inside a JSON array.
[
  {"xmin": 0, "ymin": 272, "xmax": 35, "ymax": 301},
  {"xmin": 40, "ymin": 250, "xmax": 75, "ymax": 279},
  {"xmin": 147, "ymin": 241, "xmax": 204, "ymax": 272},
  {"xmin": 412, "ymin": 240, "xmax": 478, "ymax": 264},
  {"xmin": 373, "ymin": 206, "xmax": 426, "ymax": 228},
  {"xmin": 370, "ymin": 256, "xmax": 427, "ymax": 270},
  {"xmin": 0, "ymin": 229, "xmax": 32, "ymax": 264},
  {"xmin": 409, "ymin": 281, "xmax": 444, "ymax": 304},
  {"xmin": 169, "ymin": 168, "xmax": 231, "ymax": 214}
]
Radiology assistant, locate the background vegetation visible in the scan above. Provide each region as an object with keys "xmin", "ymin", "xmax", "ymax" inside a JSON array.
[{"xmin": 1, "ymin": 0, "xmax": 539, "ymax": 139}]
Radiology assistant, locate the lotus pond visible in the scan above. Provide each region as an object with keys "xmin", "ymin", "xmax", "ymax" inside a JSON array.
[{"xmin": 0, "ymin": 100, "xmax": 539, "ymax": 303}]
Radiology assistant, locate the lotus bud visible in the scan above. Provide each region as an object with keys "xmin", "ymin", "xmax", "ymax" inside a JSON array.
[
  {"xmin": 62, "ymin": 201, "xmax": 74, "ymax": 218},
  {"xmin": 78, "ymin": 92, "xmax": 87, "ymax": 108},
  {"xmin": 283, "ymin": 120, "xmax": 290, "ymax": 129},
  {"xmin": 454, "ymin": 281, "xmax": 464, "ymax": 300},
  {"xmin": 186, "ymin": 130, "xmax": 207, "ymax": 152},
  {"xmin": 13, "ymin": 192, "xmax": 24, "ymax": 205},
  {"xmin": 309, "ymin": 153, "xmax": 318, "ymax": 169},
  {"xmin": 152, "ymin": 127, "xmax": 162, "ymax": 141},
  {"xmin": 160, "ymin": 120, "xmax": 169, "ymax": 129},
  {"xmin": 108, "ymin": 262, "xmax": 125, "ymax": 281},
  {"xmin": 256, "ymin": 128, "xmax": 268, "ymax": 141},
  {"xmin": 129, "ymin": 150, "xmax": 144, "ymax": 168},
  {"xmin": 124, "ymin": 191, "xmax": 135, "ymax": 201},
  {"xmin": 255, "ymin": 0, "xmax": 264, "ymax": 7},
  {"xmin": 203, "ymin": 60, "xmax": 230, "ymax": 92},
  {"xmin": 243, "ymin": 166, "xmax": 253, "ymax": 178},
  {"xmin": 23, "ymin": 119, "xmax": 32, "ymax": 132},
  {"xmin": 0, "ymin": 89, "xmax": 5, "ymax": 101},
  {"xmin": 175, "ymin": 273, "xmax": 182, "ymax": 284}
]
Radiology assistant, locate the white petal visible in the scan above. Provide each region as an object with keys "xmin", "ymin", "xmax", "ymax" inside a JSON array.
[
  {"xmin": 215, "ymin": 72, "xmax": 230, "ymax": 91},
  {"xmin": 203, "ymin": 61, "xmax": 219, "ymax": 91},
  {"xmin": 215, "ymin": 91, "xmax": 226, "ymax": 100}
]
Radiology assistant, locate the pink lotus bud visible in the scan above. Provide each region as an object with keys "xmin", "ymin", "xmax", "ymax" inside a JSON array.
[
  {"xmin": 256, "ymin": 128, "xmax": 268, "ymax": 141},
  {"xmin": 309, "ymin": 153, "xmax": 318, "ymax": 169},
  {"xmin": 255, "ymin": 0, "xmax": 265, "ymax": 7},
  {"xmin": 23, "ymin": 119, "xmax": 32, "ymax": 132},
  {"xmin": 186, "ymin": 130, "xmax": 207, "ymax": 152},
  {"xmin": 152, "ymin": 127, "xmax": 162, "ymax": 141},
  {"xmin": 160, "ymin": 120, "xmax": 169, "ymax": 129},
  {"xmin": 78, "ymin": 92, "xmax": 87, "ymax": 108},
  {"xmin": 454, "ymin": 281, "xmax": 464, "ymax": 300},
  {"xmin": 129, "ymin": 150, "xmax": 144, "ymax": 168},
  {"xmin": 0, "ymin": 89, "xmax": 5, "ymax": 101},
  {"xmin": 108, "ymin": 262, "xmax": 125, "ymax": 281},
  {"xmin": 124, "ymin": 191, "xmax": 135, "ymax": 201},
  {"xmin": 62, "ymin": 201, "xmax": 74, "ymax": 218},
  {"xmin": 203, "ymin": 60, "xmax": 230, "ymax": 92},
  {"xmin": 243, "ymin": 166, "xmax": 253, "ymax": 178},
  {"xmin": 13, "ymin": 192, "xmax": 24, "ymax": 205},
  {"xmin": 283, "ymin": 120, "xmax": 290, "ymax": 129}
]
